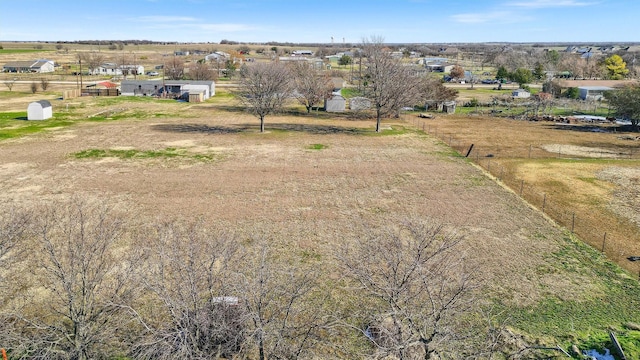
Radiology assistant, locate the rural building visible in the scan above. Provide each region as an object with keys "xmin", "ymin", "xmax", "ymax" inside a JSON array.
[
  {"xmin": 443, "ymin": 101, "xmax": 457, "ymax": 114},
  {"xmin": 578, "ymin": 86, "xmax": 614, "ymax": 100},
  {"xmin": 424, "ymin": 61, "xmax": 454, "ymax": 73},
  {"xmin": 292, "ymin": 50, "xmax": 314, "ymax": 56},
  {"xmin": 27, "ymin": 100, "xmax": 53, "ymax": 120},
  {"xmin": 120, "ymin": 80, "xmax": 215, "ymax": 101},
  {"xmin": 91, "ymin": 63, "xmax": 144, "ymax": 76},
  {"xmin": 325, "ymin": 94, "xmax": 346, "ymax": 112},
  {"xmin": 350, "ymin": 97, "xmax": 372, "ymax": 111},
  {"xmin": 512, "ymin": 89, "xmax": 531, "ymax": 98},
  {"xmin": 204, "ymin": 51, "xmax": 230, "ymax": 62},
  {"xmin": 3, "ymin": 59, "xmax": 54, "ymax": 73}
]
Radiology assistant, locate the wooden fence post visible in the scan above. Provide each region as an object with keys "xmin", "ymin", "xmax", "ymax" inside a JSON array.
[{"xmin": 602, "ymin": 232, "xmax": 607, "ymax": 253}]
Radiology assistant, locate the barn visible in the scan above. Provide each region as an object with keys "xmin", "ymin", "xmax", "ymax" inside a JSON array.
[{"xmin": 27, "ymin": 100, "xmax": 53, "ymax": 120}]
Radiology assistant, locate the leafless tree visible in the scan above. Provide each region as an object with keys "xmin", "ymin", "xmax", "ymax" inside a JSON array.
[
  {"xmin": 450, "ymin": 64, "xmax": 465, "ymax": 80},
  {"xmin": 11, "ymin": 197, "xmax": 138, "ymax": 360},
  {"xmin": 4, "ymin": 79, "xmax": 15, "ymax": 91},
  {"xmin": 164, "ymin": 56, "xmax": 185, "ymax": 80},
  {"xmin": 30, "ymin": 82, "xmax": 38, "ymax": 94},
  {"xmin": 290, "ymin": 61, "xmax": 333, "ymax": 113},
  {"xmin": 336, "ymin": 219, "xmax": 487, "ymax": 359},
  {"xmin": 233, "ymin": 240, "xmax": 326, "ymax": 360},
  {"xmin": 189, "ymin": 61, "xmax": 216, "ymax": 80},
  {"xmin": 131, "ymin": 220, "xmax": 243, "ymax": 359},
  {"xmin": 78, "ymin": 52, "xmax": 105, "ymax": 75},
  {"xmin": 237, "ymin": 62, "xmax": 292, "ymax": 132},
  {"xmin": 361, "ymin": 36, "xmax": 422, "ymax": 132},
  {"xmin": 40, "ymin": 78, "xmax": 49, "ymax": 91},
  {"xmin": 420, "ymin": 77, "xmax": 458, "ymax": 112}
]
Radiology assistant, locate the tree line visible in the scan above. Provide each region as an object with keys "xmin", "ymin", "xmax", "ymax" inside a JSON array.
[{"xmin": 0, "ymin": 196, "xmax": 516, "ymax": 359}]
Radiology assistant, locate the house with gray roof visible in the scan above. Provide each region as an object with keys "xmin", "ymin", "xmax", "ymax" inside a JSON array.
[
  {"xmin": 120, "ymin": 80, "xmax": 215, "ymax": 101},
  {"xmin": 3, "ymin": 60, "xmax": 54, "ymax": 73}
]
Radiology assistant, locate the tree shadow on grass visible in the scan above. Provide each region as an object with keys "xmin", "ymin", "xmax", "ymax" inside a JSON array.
[
  {"xmin": 151, "ymin": 123, "xmax": 248, "ymax": 134},
  {"xmin": 151, "ymin": 122, "xmax": 369, "ymax": 135}
]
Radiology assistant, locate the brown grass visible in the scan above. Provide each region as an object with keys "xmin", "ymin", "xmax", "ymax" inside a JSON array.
[{"xmin": 421, "ymin": 114, "xmax": 640, "ymax": 272}]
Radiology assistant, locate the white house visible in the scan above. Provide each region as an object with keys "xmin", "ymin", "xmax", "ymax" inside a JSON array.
[
  {"xmin": 204, "ymin": 51, "xmax": 230, "ymax": 62},
  {"xmin": 91, "ymin": 63, "xmax": 144, "ymax": 76},
  {"xmin": 3, "ymin": 59, "xmax": 54, "ymax": 73},
  {"xmin": 512, "ymin": 89, "xmax": 531, "ymax": 98},
  {"xmin": 27, "ymin": 100, "xmax": 53, "ymax": 120}
]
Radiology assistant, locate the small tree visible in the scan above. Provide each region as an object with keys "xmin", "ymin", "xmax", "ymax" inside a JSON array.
[
  {"xmin": 4, "ymin": 79, "xmax": 15, "ymax": 91},
  {"xmin": 291, "ymin": 61, "xmax": 333, "ymax": 113},
  {"xmin": 338, "ymin": 54, "xmax": 352, "ymax": 66},
  {"xmin": 532, "ymin": 62, "xmax": 546, "ymax": 81},
  {"xmin": 40, "ymin": 78, "xmax": 49, "ymax": 91},
  {"xmin": 225, "ymin": 60, "xmax": 238, "ymax": 79},
  {"xmin": 189, "ymin": 61, "xmax": 216, "ymax": 80},
  {"xmin": 606, "ymin": 85, "xmax": 640, "ymax": 131},
  {"xmin": 450, "ymin": 64, "xmax": 465, "ymax": 80},
  {"xmin": 337, "ymin": 220, "xmax": 487, "ymax": 359},
  {"xmin": 237, "ymin": 62, "xmax": 292, "ymax": 132},
  {"xmin": 510, "ymin": 68, "xmax": 533, "ymax": 88},
  {"xmin": 362, "ymin": 36, "xmax": 423, "ymax": 132},
  {"xmin": 605, "ymin": 54, "xmax": 629, "ymax": 80},
  {"xmin": 30, "ymin": 82, "xmax": 38, "ymax": 94},
  {"xmin": 165, "ymin": 56, "xmax": 185, "ymax": 80},
  {"xmin": 495, "ymin": 65, "xmax": 509, "ymax": 81}
]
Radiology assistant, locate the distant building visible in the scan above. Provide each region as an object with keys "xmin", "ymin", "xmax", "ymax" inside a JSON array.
[
  {"xmin": 292, "ymin": 50, "xmax": 314, "ymax": 56},
  {"xmin": 91, "ymin": 63, "xmax": 144, "ymax": 76},
  {"xmin": 578, "ymin": 86, "xmax": 614, "ymax": 100},
  {"xmin": 3, "ymin": 59, "xmax": 54, "ymax": 73},
  {"xmin": 120, "ymin": 80, "xmax": 215, "ymax": 101},
  {"xmin": 512, "ymin": 89, "xmax": 531, "ymax": 98},
  {"xmin": 325, "ymin": 94, "xmax": 346, "ymax": 112}
]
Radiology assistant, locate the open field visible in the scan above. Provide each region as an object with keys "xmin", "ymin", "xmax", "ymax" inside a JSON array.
[{"xmin": 2, "ymin": 85, "xmax": 640, "ymax": 356}]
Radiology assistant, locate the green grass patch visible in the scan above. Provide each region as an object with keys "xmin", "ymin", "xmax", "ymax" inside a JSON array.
[
  {"xmin": 340, "ymin": 88, "xmax": 364, "ymax": 99},
  {"xmin": 73, "ymin": 147, "xmax": 217, "ymax": 162},
  {"xmin": 307, "ymin": 143, "xmax": 328, "ymax": 150},
  {"xmin": 0, "ymin": 112, "xmax": 74, "ymax": 139},
  {"xmin": 497, "ymin": 234, "xmax": 640, "ymax": 354}
]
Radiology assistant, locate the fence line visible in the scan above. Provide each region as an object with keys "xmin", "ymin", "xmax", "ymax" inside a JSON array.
[{"xmin": 409, "ymin": 117, "xmax": 640, "ymax": 270}]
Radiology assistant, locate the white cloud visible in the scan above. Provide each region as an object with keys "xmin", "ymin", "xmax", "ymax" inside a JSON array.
[{"xmin": 508, "ymin": 0, "xmax": 595, "ymax": 8}]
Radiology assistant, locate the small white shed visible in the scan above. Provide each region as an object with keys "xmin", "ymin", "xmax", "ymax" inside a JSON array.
[
  {"xmin": 27, "ymin": 100, "xmax": 52, "ymax": 120},
  {"xmin": 512, "ymin": 89, "xmax": 531, "ymax": 99}
]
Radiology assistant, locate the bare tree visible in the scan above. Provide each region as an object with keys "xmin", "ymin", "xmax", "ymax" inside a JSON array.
[
  {"xmin": 233, "ymin": 240, "xmax": 326, "ymax": 360},
  {"xmin": 78, "ymin": 52, "xmax": 105, "ymax": 75},
  {"xmin": 40, "ymin": 78, "xmax": 49, "ymax": 91},
  {"xmin": 30, "ymin": 82, "xmax": 38, "ymax": 94},
  {"xmin": 131, "ymin": 220, "xmax": 243, "ymax": 359},
  {"xmin": 4, "ymin": 79, "xmax": 15, "ymax": 91},
  {"xmin": 290, "ymin": 61, "xmax": 333, "ymax": 113},
  {"xmin": 13, "ymin": 198, "xmax": 138, "ymax": 359},
  {"xmin": 362, "ymin": 37, "xmax": 422, "ymax": 132},
  {"xmin": 189, "ymin": 61, "xmax": 216, "ymax": 80},
  {"xmin": 336, "ymin": 219, "xmax": 485, "ymax": 359},
  {"xmin": 420, "ymin": 77, "xmax": 458, "ymax": 112},
  {"xmin": 165, "ymin": 56, "xmax": 185, "ymax": 80},
  {"xmin": 237, "ymin": 62, "xmax": 292, "ymax": 132}
]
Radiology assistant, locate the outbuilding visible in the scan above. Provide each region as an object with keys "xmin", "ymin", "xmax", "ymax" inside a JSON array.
[
  {"xmin": 578, "ymin": 86, "xmax": 614, "ymax": 100},
  {"xmin": 325, "ymin": 94, "xmax": 346, "ymax": 112},
  {"xmin": 512, "ymin": 89, "xmax": 531, "ymax": 98},
  {"xmin": 27, "ymin": 100, "xmax": 52, "ymax": 120}
]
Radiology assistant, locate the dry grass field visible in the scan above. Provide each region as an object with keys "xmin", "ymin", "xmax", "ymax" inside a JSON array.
[
  {"xmin": 3, "ymin": 44, "xmax": 640, "ymax": 356},
  {"xmin": 423, "ymin": 114, "xmax": 640, "ymax": 274}
]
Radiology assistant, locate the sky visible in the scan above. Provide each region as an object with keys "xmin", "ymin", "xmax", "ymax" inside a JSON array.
[{"xmin": 1, "ymin": 0, "xmax": 638, "ymax": 44}]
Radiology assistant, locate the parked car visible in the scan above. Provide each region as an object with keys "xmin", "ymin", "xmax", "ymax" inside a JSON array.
[{"xmin": 146, "ymin": 71, "xmax": 159, "ymax": 76}]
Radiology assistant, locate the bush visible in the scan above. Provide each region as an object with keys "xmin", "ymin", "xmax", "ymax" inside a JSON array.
[{"xmin": 564, "ymin": 87, "xmax": 580, "ymax": 99}]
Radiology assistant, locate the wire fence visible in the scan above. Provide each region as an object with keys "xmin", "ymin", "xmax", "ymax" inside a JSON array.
[{"xmin": 407, "ymin": 116, "xmax": 640, "ymax": 273}]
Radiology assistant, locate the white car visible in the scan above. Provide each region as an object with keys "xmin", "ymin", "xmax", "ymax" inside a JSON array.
[{"xmin": 146, "ymin": 71, "xmax": 159, "ymax": 76}]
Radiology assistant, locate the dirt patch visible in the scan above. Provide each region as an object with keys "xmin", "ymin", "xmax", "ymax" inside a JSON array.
[
  {"xmin": 597, "ymin": 167, "xmax": 640, "ymax": 228},
  {"xmin": 541, "ymin": 144, "xmax": 628, "ymax": 159}
]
